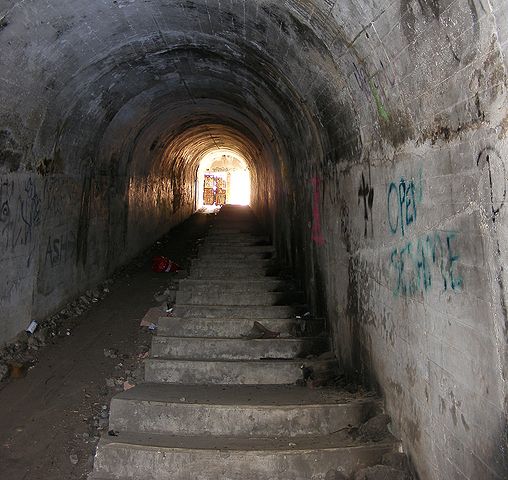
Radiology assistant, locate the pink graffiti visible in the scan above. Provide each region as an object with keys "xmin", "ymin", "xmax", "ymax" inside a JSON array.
[{"xmin": 311, "ymin": 177, "xmax": 325, "ymax": 246}]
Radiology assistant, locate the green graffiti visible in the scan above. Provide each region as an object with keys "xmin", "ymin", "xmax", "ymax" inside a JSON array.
[{"xmin": 369, "ymin": 79, "xmax": 389, "ymax": 121}]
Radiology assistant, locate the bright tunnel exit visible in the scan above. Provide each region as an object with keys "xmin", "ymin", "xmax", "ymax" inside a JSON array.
[{"xmin": 197, "ymin": 150, "xmax": 251, "ymax": 208}]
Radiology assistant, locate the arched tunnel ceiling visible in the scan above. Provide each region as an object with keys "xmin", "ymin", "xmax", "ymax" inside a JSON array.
[
  {"xmin": 0, "ymin": 0, "xmax": 495, "ymax": 174},
  {"xmin": 0, "ymin": 0, "xmax": 373, "ymax": 181}
]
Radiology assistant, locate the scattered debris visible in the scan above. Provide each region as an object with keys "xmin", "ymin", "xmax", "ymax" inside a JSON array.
[
  {"xmin": 140, "ymin": 306, "xmax": 169, "ymax": 327},
  {"xmin": 288, "ymin": 442, "xmax": 297, "ymax": 447},
  {"xmin": 103, "ymin": 348, "xmax": 119, "ymax": 359},
  {"xmin": 0, "ymin": 278, "xmax": 114, "ymax": 379},
  {"xmin": 382, "ymin": 452, "xmax": 410, "ymax": 472},
  {"xmin": 148, "ymin": 323, "xmax": 157, "ymax": 332},
  {"xmin": 241, "ymin": 321, "xmax": 280, "ymax": 339},
  {"xmin": 354, "ymin": 465, "xmax": 411, "ymax": 480},
  {"xmin": 154, "ymin": 288, "xmax": 178, "ymax": 304},
  {"xmin": 0, "ymin": 362, "xmax": 8, "ymax": 381},
  {"xmin": 300, "ymin": 356, "xmax": 341, "ymax": 389},
  {"xmin": 325, "ymin": 470, "xmax": 349, "ymax": 480},
  {"xmin": 123, "ymin": 381, "xmax": 135, "ymax": 391},
  {"xmin": 108, "ymin": 430, "xmax": 119, "ymax": 437},
  {"xmin": 152, "ymin": 256, "xmax": 182, "ymax": 273},
  {"xmin": 25, "ymin": 320, "xmax": 38, "ymax": 335},
  {"xmin": 358, "ymin": 414, "xmax": 391, "ymax": 442},
  {"xmin": 8, "ymin": 361, "xmax": 28, "ymax": 379}
]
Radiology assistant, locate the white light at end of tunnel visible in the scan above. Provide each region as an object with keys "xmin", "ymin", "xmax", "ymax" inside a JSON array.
[{"xmin": 229, "ymin": 169, "xmax": 251, "ymax": 205}]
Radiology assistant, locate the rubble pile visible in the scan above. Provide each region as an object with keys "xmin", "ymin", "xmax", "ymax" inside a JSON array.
[{"xmin": 0, "ymin": 279, "xmax": 114, "ymax": 382}]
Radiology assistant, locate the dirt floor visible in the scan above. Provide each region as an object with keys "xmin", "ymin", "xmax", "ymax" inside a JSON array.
[{"xmin": 0, "ymin": 211, "xmax": 212, "ymax": 480}]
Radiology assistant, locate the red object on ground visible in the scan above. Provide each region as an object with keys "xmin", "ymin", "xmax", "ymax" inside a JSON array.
[{"xmin": 151, "ymin": 256, "xmax": 181, "ymax": 273}]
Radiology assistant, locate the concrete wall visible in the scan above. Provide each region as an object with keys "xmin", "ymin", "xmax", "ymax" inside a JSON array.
[{"xmin": 0, "ymin": 0, "xmax": 507, "ymax": 478}]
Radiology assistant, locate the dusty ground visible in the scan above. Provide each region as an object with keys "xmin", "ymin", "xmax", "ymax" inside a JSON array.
[{"xmin": 0, "ymin": 211, "xmax": 212, "ymax": 480}]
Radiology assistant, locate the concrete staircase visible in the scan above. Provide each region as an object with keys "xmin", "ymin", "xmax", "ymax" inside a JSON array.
[{"xmin": 90, "ymin": 205, "xmax": 399, "ymax": 480}]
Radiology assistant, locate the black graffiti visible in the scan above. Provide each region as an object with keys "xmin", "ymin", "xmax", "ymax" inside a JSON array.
[
  {"xmin": 477, "ymin": 147, "xmax": 506, "ymax": 223},
  {"xmin": 358, "ymin": 171, "xmax": 374, "ymax": 237},
  {"xmin": 44, "ymin": 231, "xmax": 77, "ymax": 268},
  {"xmin": 0, "ymin": 177, "xmax": 41, "ymax": 252}
]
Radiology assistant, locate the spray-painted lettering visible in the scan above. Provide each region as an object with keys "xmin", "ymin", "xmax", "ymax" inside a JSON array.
[
  {"xmin": 387, "ymin": 174, "xmax": 422, "ymax": 237},
  {"xmin": 390, "ymin": 231, "xmax": 463, "ymax": 296}
]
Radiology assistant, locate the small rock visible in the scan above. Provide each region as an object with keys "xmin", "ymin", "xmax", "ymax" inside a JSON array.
[
  {"xmin": 69, "ymin": 453, "xmax": 78, "ymax": 465},
  {"xmin": 318, "ymin": 351, "xmax": 336, "ymax": 361},
  {"xmin": 123, "ymin": 381, "xmax": 135, "ymax": 391},
  {"xmin": 0, "ymin": 362, "xmax": 8, "ymax": 381},
  {"xmin": 105, "ymin": 378, "xmax": 116, "ymax": 388},
  {"xmin": 154, "ymin": 288, "xmax": 170, "ymax": 303},
  {"xmin": 354, "ymin": 465, "xmax": 409, "ymax": 480},
  {"xmin": 382, "ymin": 452, "xmax": 409, "ymax": 472},
  {"xmin": 33, "ymin": 327, "xmax": 50, "ymax": 346},
  {"xmin": 358, "ymin": 414, "xmax": 391, "ymax": 442},
  {"xmin": 325, "ymin": 470, "xmax": 349, "ymax": 480},
  {"xmin": 98, "ymin": 417, "xmax": 109, "ymax": 429},
  {"xmin": 104, "ymin": 348, "xmax": 119, "ymax": 359}
]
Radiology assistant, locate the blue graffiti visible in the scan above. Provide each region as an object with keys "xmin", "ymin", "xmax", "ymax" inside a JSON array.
[
  {"xmin": 387, "ymin": 174, "xmax": 422, "ymax": 236},
  {"xmin": 390, "ymin": 231, "xmax": 463, "ymax": 296}
]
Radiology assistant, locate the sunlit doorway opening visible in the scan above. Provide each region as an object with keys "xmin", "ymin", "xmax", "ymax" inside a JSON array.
[{"xmin": 197, "ymin": 150, "xmax": 251, "ymax": 208}]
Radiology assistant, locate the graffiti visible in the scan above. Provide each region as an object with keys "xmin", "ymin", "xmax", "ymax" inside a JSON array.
[
  {"xmin": 369, "ymin": 79, "xmax": 389, "ymax": 121},
  {"xmin": 358, "ymin": 171, "xmax": 374, "ymax": 237},
  {"xmin": 387, "ymin": 173, "xmax": 423, "ymax": 237},
  {"xmin": 311, "ymin": 176, "xmax": 325, "ymax": 246},
  {"xmin": 43, "ymin": 177, "xmax": 70, "ymax": 217},
  {"xmin": 44, "ymin": 230, "xmax": 77, "ymax": 268},
  {"xmin": 387, "ymin": 169, "xmax": 462, "ymax": 296},
  {"xmin": 353, "ymin": 62, "xmax": 370, "ymax": 98},
  {"xmin": 477, "ymin": 147, "xmax": 506, "ymax": 223},
  {"xmin": 353, "ymin": 62, "xmax": 389, "ymax": 120},
  {"xmin": 390, "ymin": 231, "xmax": 463, "ymax": 296},
  {"xmin": 0, "ymin": 176, "xmax": 41, "ymax": 261}
]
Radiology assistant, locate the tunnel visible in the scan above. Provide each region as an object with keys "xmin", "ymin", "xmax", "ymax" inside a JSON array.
[{"xmin": 0, "ymin": 1, "xmax": 507, "ymax": 479}]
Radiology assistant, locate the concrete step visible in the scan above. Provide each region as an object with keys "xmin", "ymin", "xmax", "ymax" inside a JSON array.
[
  {"xmin": 203, "ymin": 240, "xmax": 270, "ymax": 248},
  {"xmin": 209, "ymin": 230, "xmax": 262, "ymax": 238},
  {"xmin": 144, "ymin": 358, "xmax": 337, "ymax": 385},
  {"xmin": 157, "ymin": 317, "xmax": 324, "ymax": 338},
  {"xmin": 197, "ymin": 251, "xmax": 273, "ymax": 260},
  {"xmin": 151, "ymin": 336, "xmax": 328, "ymax": 360},
  {"xmin": 109, "ymin": 384, "xmax": 379, "ymax": 437},
  {"xmin": 91, "ymin": 431, "xmax": 398, "ymax": 480},
  {"xmin": 190, "ymin": 258, "xmax": 273, "ymax": 268},
  {"xmin": 172, "ymin": 304, "xmax": 295, "ymax": 319},
  {"xmin": 188, "ymin": 266, "xmax": 272, "ymax": 279},
  {"xmin": 200, "ymin": 245, "xmax": 274, "ymax": 253},
  {"xmin": 205, "ymin": 234, "xmax": 268, "ymax": 241},
  {"xmin": 175, "ymin": 289, "xmax": 302, "ymax": 306},
  {"xmin": 178, "ymin": 278, "xmax": 289, "ymax": 292}
]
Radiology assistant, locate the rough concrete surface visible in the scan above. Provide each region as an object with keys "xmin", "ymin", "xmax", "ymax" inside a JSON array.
[
  {"xmin": 0, "ymin": 0, "xmax": 507, "ymax": 478},
  {"xmin": 0, "ymin": 213, "xmax": 210, "ymax": 479}
]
